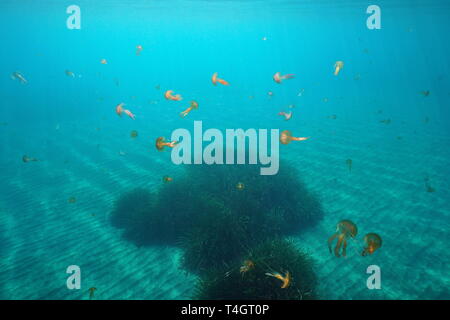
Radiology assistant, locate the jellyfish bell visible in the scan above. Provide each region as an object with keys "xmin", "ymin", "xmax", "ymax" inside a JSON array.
[
  {"xmin": 155, "ymin": 137, "xmax": 166, "ymax": 151},
  {"xmin": 362, "ymin": 233, "xmax": 382, "ymax": 256},
  {"xmin": 279, "ymin": 130, "xmax": 293, "ymax": 145},
  {"xmin": 190, "ymin": 101, "xmax": 199, "ymax": 109}
]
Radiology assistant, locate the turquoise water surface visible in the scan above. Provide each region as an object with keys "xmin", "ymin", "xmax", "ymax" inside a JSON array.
[{"xmin": 0, "ymin": 0, "xmax": 449, "ymax": 299}]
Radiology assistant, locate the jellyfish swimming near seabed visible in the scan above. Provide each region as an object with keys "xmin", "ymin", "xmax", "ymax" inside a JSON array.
[
  {"xmin": 155, "ymin": 137, "xmax": 177, "ymax": 151},
  {"xmin": 265, "ymin": 271, "xmax": 291, "ymax": 289},
  {"xmin": 361, "ymin": 233, "xmax": 382, "ymax": 256},
  {"xmin": 279, "ymin": 130, "xmax": 309, "ymax": 145},
  {"xmin": 328, "ymin": 220, "xmax": 358, "ymax": 257},
  {"xmin": 22, "ymin": 155, "xmax": 38, "ymax": 163},
  {"xmin": 346, "ymin": 159, "xmax": 352, "ymax": 172},
  {"xmin": 334, "ymin": 61, "xmax": 344, "ymax": 76},
  {"xmin": 180, "ymin": 101, "xmax": 199, "ymax": 118}
]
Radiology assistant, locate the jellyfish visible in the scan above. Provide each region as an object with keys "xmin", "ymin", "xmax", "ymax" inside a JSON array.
[
  {"xmin": 334, "ymin": 61, "xmax": 344, "ymax": 76},
  {"xmin": 236, "ymin": 182, "xmax": 245, "ymax": 190},
  {"xmin": 328, "ymin": 220, "xmax": 357, "ymax": 257},
  {"xmin": 164, "ymin": 90, "xmax": 182, "ymax": 101},
  {"xmin": 279, "ymin": 130, "xmax": 309, "ymax": 145},
  {"xmin": 130, "ymin": 130, "xmax": 138, "ymax": 138},
  {"xmin": 65, "ymin": 70, "xmax": 75, "ymax": 78},
  {"xmin": 22, "ymin": 155, "xmax": 38, "ymax": 163},
  {"xmin": 136, "ymin": 45, "xmax": 143, "ymax": 55},
  {"xmin": 346, "ymin": 159, "xmax": 352, "ymax": 172},
  {"xmin": 68, "ymin": 197, "xmax": 77, "ymax": 204},
  {"xmin": 211, "ymin": 72, "xmax": 230, "ymax": 86},
  {"xmin": 155, "ymin": 137, "xmax": 177, "ymax": 151},
  {"xmin": 88, "ymin": 287, "xmax": 97, "ymax": 300},
  {"xmin": 265, "ymin": 271, "xmax": 291, "ymax": 289},
  {"xmin": 361, "ymin": 233, "xmax": 382, "ymax": 256},
  {"xmin": 11, "ymin": 71, "xmax": 27, "ymax": 84},
  {"xmin": 273, "ymin": 72, "xmax": 295, "ymax": 84},
  {"xmin": 180, "ymin": 101, "xmax": 199, "ymax": 118},
  {"xmin": 278, "ymin": 111, "xmax": 292, "ymax": 121},
  {"xmin": 240, "ymin": 260, "xmax": 255, "ymax": 274},
  {"xmin": 162, "ymin": 175, "xmax": 173, "ymax": 183}
]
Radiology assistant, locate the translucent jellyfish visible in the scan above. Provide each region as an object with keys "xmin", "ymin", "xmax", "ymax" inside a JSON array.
[
  {"xmin": 240, "ymin": 260, "xmax": 255, "ymax": 274},
  {"xmin": 334, "ymin": 61, "xmax": 344, "ymax": 76},
  {"xmin": 136, "ymin": 45, "xmax": 143, "ymax": 55},
  {"xmin": 236, "ymin": 182, "xmax": 245, "ymax": 190},
  {"xmin": 180, "ymin": 101, "xmax": 199, "ymax": 118},
  {"xmin": 11, "ymin": 71, "xmax": 27, "ymax": 84},
  {"xmin": 155, "ymin": 137, "xmax": 177, "ymax": 151},
  {"xmin": 361, "ymin": 233, "xmax": 382, "ymax": 256},
  {"xmin": 328, "ymin": 220, "xmax": 358, "ymax": 257},
  {"xmin": 279, "ymin": 130, "xmax": 309, "ymax": 145}
]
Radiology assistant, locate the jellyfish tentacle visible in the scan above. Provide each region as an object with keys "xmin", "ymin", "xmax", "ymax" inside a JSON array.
[
  {"xmin": 334, "ymin": 234, "xmax": 344, "ymax": 257},
  {"xmin": 342, "ymin": 239, "xmax": 348, "ymax": 257},
  {"xmin": 327, "ymin": 233, "xmax": 338, "ymax": 254}
]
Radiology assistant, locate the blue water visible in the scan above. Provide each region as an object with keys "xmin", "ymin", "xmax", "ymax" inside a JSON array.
[{"xmin": 0, "ymin": 0, "xmax": 449, "ymax": 299}]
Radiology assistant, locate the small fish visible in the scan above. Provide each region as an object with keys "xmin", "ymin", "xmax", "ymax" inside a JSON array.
[
  {"xmin": 11, "ymin": 71, "xmax": 27, "ymax": 84},
  {"xmin": 328, "ymin": 115, "xmax": 337, "ymax": 120},
  {"xmin": 420, "ymin": 90, "xmax": 430, "ymax": 97},
  {"xmin": 22, "ymin": 155, "xmax": 38, "ymax": 163},
  {"xmin": 163, "ymin": 176, "xmax": 173, "ymax": 183},
  {"xmin": 346, "ymin": 159, "xmax": 352, "ymax": 172},
  {"xmin": 379, "ymin": 119, "xmax": 391, "ymax": 124}
]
